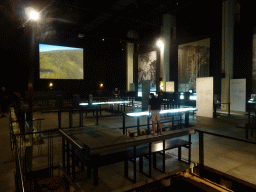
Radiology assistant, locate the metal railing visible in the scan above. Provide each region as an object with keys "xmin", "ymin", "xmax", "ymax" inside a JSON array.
[
  {"xmin": 196, "ymin": 129, "xmax": 256, "ymax": 179},
  {"xmin": 10, "ymin": 108, "xmax": 61, "ymax": 191},
  {"xmin": 14, "ymin": 135, "xmax": 25, "ymax": 192}
]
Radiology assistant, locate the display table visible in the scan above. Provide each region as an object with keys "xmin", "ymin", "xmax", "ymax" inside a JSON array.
[
  {"xmin": 123, "ymin": 108, "xmax": 197, "ymax": 136},
  {"xmin": 59, "ymin": 127, "xmax": 196, "ymax": 185},
  {"xmin": 79, "ymin": 101, "xmax": 131, "ymax": 113}
]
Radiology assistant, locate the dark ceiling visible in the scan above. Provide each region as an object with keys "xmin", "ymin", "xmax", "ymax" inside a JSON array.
[{"xmin": 1, "ymin": 0, "xmax": 225, "ymax": 43}]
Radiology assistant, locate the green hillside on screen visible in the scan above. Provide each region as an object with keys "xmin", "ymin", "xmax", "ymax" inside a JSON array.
[{"xmin": 40, "ymin": 50, "xmax": 83, "ymax": 79}]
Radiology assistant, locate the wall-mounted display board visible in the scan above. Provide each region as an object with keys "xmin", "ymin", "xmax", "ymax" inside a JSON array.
[
  {"xmin": 196, "ymin": 77, "xmax": 213, "ymax": 118},
  {"xmin": 178, "ymin": 38, "xmax": 210, "ymax": 92},
  {"xmin": 230, "ymin": 79, "xmax": 246, "ymax": 111},
  {"xmin": 166, "ymin": 81, "xmax": 175, "ymax": 92},
  {"xmin": 138, "ymin": 50, "xmax": 157, "ymax": 96}
]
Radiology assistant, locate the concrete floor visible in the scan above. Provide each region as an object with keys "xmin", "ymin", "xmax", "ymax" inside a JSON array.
[{"xmin": 1, "ymin": 103, "xmax": 256, "ymax": 191}]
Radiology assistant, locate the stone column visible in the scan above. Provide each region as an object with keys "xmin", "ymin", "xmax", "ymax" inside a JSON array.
[
  {"xmin": 126, "ymin": 31, "xmax": 138, "ymax": 91},
  {"xmin": 221, "ymin": 0, "xmax": 234, "ymax": 110},
  {"xmin": 160, "ymin": 14, "xmax": 176, "ymax": 91}
]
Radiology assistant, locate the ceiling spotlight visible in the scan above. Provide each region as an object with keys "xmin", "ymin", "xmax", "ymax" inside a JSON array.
[
  {"xmin": 25, "ymin": 7, "xmax": 39, "ymax": 21},
  {"xmin": 157, "ymin": 40, "xmax": 164, "ymax": 49},
  {"xmin": 29, "ymin": 11, "xmax": 39, "ymax": 20}
]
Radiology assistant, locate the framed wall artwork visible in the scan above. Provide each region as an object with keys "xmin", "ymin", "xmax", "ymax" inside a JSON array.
[{"xmin": 178, "ymin": 38, "xmax": 210, "ymax": 92}]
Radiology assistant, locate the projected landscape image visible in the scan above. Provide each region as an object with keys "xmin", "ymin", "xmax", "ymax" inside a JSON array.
[{"xmin": 39, "ymin": 44, "xmax": 83, "ymax": 79}]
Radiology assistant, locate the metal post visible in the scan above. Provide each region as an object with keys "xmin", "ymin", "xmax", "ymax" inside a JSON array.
[
  {"xmin": 69, "ymin": 111, "xmax": 72, "ymax": 128},
  {"xmin": 246, "ymin": 126, "xmax": 249, "ymax": 139},
  {"xmin": 96, "ymin": 107, "xmax": 98, "ymax": 125},
  {"xmin": 189, "ymin": 134, "xmax": 191, "ymax": 164},
  {"xmin": 79, "ymin": 111, "xmax": 83, "ymax": 127},
  {"xmin": 58, "ymin": 110, "xmax": 61, "ymax": 129},
  {"xmin": 199, "ymin": 131, "xmax": 204, "ymax": 177},
  {"xmin": 163, "ymin": 139, "xmax": 165, "ymax": 173},
  {"xmin": 185, "ymin": 111, "xmax": 189, "ymax": 127},
  {"xmin": 123, "ymin": 113, "xmax": 126, "ymax": 135},
  {"xmin": 147, "ymin": 116, "xmax": 150, "ymax": 134},
  {"xmin": 133, "ymin": 146, "xmax": 136, "ymax": 182},
  {"xmin": 67, "ymin": 141, "xmax": 70, "ymax": 175},
  {"xmin": 172, "ymin": 114, "xmax": 174, "ymax": 129},
  {"xmin": 137, "ymin": 117, "xmax": 140, "ymax": 136},
  {"xmin": 149, "ymin": 142, "xmax": 152, "ymax": 177},
  {"xmin": 72, "ymin": 146, "xmax": 75, "ymax": 181},
  {"xmin": 213, "ymin": 104, "xmax": 217, "ymax": 118},
  {"xmin": 62, "ymin": 137, "xmax": 65, "ymax": 170},
  {"xmin": 248, "ymin": 106, "xmax": 251, "ymax": 123}
]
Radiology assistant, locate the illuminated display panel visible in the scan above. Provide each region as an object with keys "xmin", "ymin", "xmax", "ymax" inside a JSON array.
[
  {"xmin": 79, "ymin": 101, "xmax": 131, "ymax": 105},
  {"xmin": 126, "ymin": 108, "xmax": 197, "ymax": 117},
  {"xmin": 39, "ymin": 44, "xmax": 83, "ymax": 79}
]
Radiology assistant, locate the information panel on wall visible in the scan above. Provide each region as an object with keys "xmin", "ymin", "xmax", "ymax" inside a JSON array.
[
  {"xmin": 138, "ymin": 51, "xmax": 157, "ymax": 96},
  {"xmin": 178, "ymin": 38, "xmax": 210, "ymax": 92},
  {"xmin": 230, "ymin": 79, "xmax": 246, "ymax": 111},
  {"xmin": 166, "ymin": 81, "xmax": 175, "ymax": 92},
  {"xmin": 196, "ymin": 77, "xmax": 213, "ymax": 118}
]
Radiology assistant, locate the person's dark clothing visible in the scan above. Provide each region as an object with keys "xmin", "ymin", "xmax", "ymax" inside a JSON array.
[{"xmin": 149, "ymin": 96, "xmax": 161, "ymax": 110}]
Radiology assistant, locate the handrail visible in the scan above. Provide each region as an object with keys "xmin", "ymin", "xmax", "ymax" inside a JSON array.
[
  {"xmin": 119, "ymin": 118, "xmax": 184, "ymax": 130},
  {"xmin": 14, "ymin": 136, "xmax": 25, "ymax": 192},
  {"xmin": 196, "ymin": 129, "xmax": 256, "ymax": 145},
  {"xmin": 58, "ymin": 129, "xmax": 84, "ymax": 151},
  {"xmin": 13, "ymin": 128, "xmax": 59, "ymax": 136},
  {"xmin": 196, "ymin": 129, "xmax": 256, "ymax": 178}
]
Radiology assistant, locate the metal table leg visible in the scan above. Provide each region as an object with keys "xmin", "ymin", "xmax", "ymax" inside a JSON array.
[{"xmin": 137, "ymin": 117, "xmax": 140, "ymax": 136}]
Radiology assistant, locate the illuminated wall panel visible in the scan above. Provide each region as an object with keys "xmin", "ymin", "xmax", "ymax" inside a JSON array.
[{"xmin": 196, "ymin": 77, "xmax": 213, "ymax": 118}]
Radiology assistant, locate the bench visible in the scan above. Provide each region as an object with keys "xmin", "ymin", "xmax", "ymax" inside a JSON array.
[
  {"xmin": 66, "ymin": 143, "xmax": 149, "ymax": 185},
  {"xmin": 65, "ymin": 137, "xmax": 191, "ymax": 186}
]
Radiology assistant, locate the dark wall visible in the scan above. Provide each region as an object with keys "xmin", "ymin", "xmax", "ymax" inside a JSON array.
[{"xmin": 0, "ymin": 13, "xmax": 29, "ymax": 96}]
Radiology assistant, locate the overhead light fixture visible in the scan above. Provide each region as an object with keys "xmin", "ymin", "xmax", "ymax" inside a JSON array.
[
  {"xmin": 29, "ymin": 11, "xmax": 39, "ymax": 20},
  {"xmin": 25, "ymin": 7, "xmax": 39, "ymax": 21},
  {"xmin": 157, "ymin": 40, "xmax": 164, "ymax": 49}
]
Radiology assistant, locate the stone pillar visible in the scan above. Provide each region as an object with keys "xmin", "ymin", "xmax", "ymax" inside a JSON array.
[
  {"xmin": 126, "ymin": 31, "xmax": 138, "ymax": 91},
  {"xmin": 221, "ymin": 0, "xmax": 234, "ymax": 110},
  {"xmin": 126, "ymin": 42, "xmax": 134, "ymax": 91},
  {"xmin": 160, "ymin": 14, "xmax": 176, "ymax": 91}
]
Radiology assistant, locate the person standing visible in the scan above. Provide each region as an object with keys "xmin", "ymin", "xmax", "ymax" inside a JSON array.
[
  {"xmin": 0, "ymin": 86, "xmax": 8, "ymax": 117},
  {"xmin": 148, "ymin": 93, "xmax": 163, "ymax": 135}
]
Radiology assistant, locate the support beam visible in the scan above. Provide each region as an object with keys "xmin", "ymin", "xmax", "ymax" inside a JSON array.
[{"xmin": 221, "ymin": 0, "xmax": 234, "ymax": 111}]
